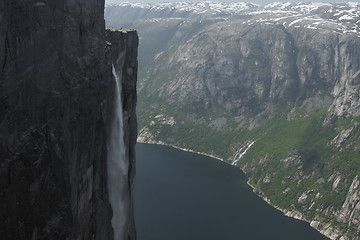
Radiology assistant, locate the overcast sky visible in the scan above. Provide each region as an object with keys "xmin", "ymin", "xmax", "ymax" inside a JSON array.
[{"xmin": 105, "ymin": 0, "xmax": 355, "ymax": 5}]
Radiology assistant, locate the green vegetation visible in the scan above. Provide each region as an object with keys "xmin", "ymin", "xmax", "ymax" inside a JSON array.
[{"xmin": 137, "ymin": 95, "xmax": 360, "ymax": 238}]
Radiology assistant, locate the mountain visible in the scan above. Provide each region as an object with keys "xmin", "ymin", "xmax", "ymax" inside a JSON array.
[
  {"xmin": 105, "ymin": 1, "xmax": 359, "ymax": 240},
  {"xmin": 0, "ymin": 1, "xmax": 138, "ymax": 239}
]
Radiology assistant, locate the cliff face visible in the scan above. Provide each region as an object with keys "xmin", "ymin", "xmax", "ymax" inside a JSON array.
[
  {"xmin": 107, "ymin": 2, "xmax": 360, "ymax": 124},
  {"xmin": 325, "ymin": 36, "xmax": 360, "ymax": 123},
  {"xmin": 106, "ymin": 29, "xmax": 138, "ymax": 240},
  {"xmin": 140, "ymin": 22, "xmax": 360, "ymax": 125},
  {"xmin": 0, "ymin": 1, "xmax": 137, "ymax": 239}
]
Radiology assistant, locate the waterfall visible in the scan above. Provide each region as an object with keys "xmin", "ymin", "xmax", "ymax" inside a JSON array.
[
  {"xmin": 107, "ymin": 65, "xmax": 127, "ymax": 240},
  {"xmin": 232, "ymin": 141, "xmax": 255, "ymax": 165}
]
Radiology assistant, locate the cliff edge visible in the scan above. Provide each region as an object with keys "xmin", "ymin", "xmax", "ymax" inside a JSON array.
[{"xmin": 0, "ymin": 1, "xmax": 137, "ymax": 239}]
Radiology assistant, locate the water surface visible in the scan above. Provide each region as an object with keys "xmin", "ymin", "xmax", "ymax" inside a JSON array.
[{"xmin": 135, "ymin": 143, "xmax": 329, "ymax": 240}]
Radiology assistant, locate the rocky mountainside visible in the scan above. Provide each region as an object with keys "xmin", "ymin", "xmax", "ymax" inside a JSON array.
[
  {"xmin": 0, "ymin": 1, "xmax": 137, "ymax": 239},
  {"xmin": 106, "ymin": 2, "xmax": 359, "ymax": 239},
  {"xmin": 107, "ymin": 1, "xmax": 360, "ymax": 122}
]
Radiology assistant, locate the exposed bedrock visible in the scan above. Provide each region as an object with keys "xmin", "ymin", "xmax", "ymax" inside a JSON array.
[{"xmin": 0, "ymin": 1, "xmax": 138, "ymax": 239}]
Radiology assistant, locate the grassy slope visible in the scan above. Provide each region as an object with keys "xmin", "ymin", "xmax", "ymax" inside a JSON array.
[{"xmin": 137, "ymin": 95, "xmax": 360, "ymax": 237}]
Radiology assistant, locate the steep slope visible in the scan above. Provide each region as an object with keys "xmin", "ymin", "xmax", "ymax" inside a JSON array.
[
  {"xmin": 106, "ymin": 2, "xmax": 359, "ymax": 240},
  {"xmin": 0, "ymin": 1, "xmax": 138, "ymax": 239}
]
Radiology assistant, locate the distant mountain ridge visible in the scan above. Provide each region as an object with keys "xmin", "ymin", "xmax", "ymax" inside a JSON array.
[{"xmin": 106, "ymin": 1, "xmax": 359, "ymax": 30}]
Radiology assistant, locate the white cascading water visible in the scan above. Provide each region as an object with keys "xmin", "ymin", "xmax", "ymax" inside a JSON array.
[{"xmin": 107, "ymin": 65, "xmax": 127, "ymax": 240}]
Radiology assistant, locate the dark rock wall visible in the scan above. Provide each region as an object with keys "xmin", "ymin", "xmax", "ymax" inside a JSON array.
[
  {"xmin": 0, "ymin": 1, "xmax": 137, "ymax": 239},
  {"xmin": 105, "ymin": 29, "xmax": 138, "ymax": 240}
]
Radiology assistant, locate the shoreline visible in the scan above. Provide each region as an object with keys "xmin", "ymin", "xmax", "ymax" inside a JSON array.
[
  {"xmin": 137, "ymin": 139, "xmax": 224, "ymax": 162},
  {"xmin": 137, "ymin": 139, "xmax": 344, "ymax": 240}
]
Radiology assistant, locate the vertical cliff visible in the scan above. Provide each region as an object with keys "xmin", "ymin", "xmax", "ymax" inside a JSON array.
[
  {"xmin": 0, "ymin": 1, "xmax": 137, "ymax": 239},
  {"xmin": 105, "ymin": 29, "xmax": 138, "ymax": 240}
]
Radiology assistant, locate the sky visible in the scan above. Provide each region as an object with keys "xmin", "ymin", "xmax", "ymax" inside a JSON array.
[{"xmin": 105, "ymin": 0, "xmax": 356, "ymax": 5}]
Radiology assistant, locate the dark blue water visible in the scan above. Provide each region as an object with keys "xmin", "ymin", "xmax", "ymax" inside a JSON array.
[{"xmin": 134, "ymin": 143, "xmax": 330, "ymax": 240}]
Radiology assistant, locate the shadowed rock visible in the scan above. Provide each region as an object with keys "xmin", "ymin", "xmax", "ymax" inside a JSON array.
[{"xmin": 0, "ymin": 1, "xmax": 138, "ymax": 239}]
